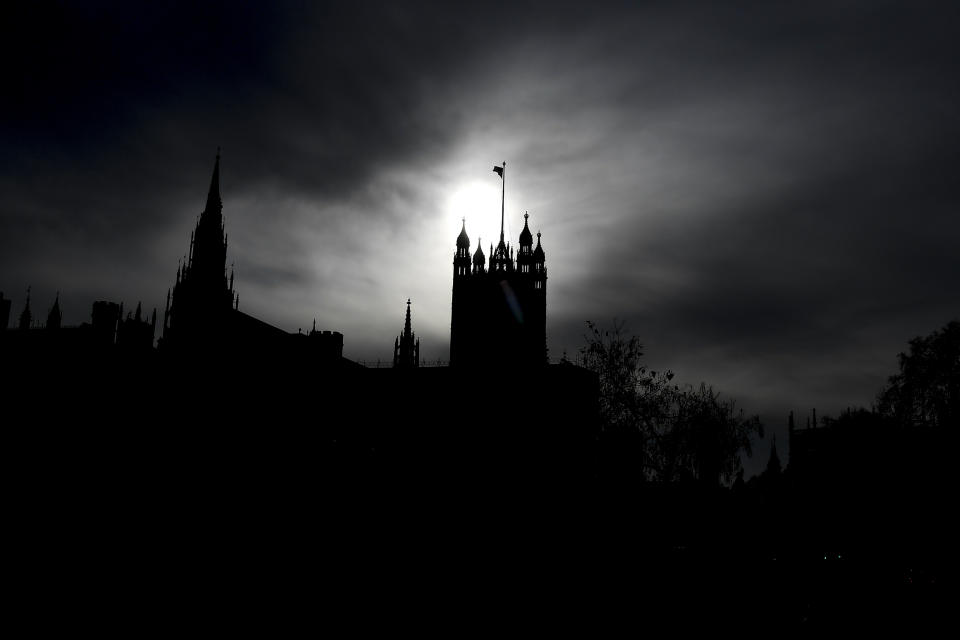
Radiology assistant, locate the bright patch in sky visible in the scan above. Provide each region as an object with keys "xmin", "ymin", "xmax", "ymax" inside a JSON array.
[{"xmin": 445, "ymin": 179, "xmax": 511, "ymax": 255}]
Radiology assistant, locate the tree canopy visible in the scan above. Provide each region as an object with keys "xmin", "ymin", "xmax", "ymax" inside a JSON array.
[
  {"xmin": 581, "ymin": 320, "xmax": 762, "ymax": 485},
  {"xmin": 877, "ymin": 319, "xmax": 959, "ymax": 429}
]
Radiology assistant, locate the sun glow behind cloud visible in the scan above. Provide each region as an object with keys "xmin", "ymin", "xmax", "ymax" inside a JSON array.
[{"xmin": 445, "ymin": 180, "xmax": 502, "ymax": 255}]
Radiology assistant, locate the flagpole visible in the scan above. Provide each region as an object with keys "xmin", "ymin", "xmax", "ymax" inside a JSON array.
[{"xmin": 500, "ymin": 160, "xmax": 506, "ymax": 242}]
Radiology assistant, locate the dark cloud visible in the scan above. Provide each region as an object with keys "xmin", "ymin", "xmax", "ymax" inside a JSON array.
[{"xmin": 2, "ymin": 2, "xmax": 958, "ymax": 475}]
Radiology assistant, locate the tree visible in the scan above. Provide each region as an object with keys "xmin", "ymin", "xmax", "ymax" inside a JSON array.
[
  {"xmin": 877, "ymin": 320, "xmax": 960, "ymax": 429},
  {"xmin": 580, "ymin": 320, "xmax": 647, "ymax": 436},
  {"xmin": 581, "ymin": 320, "xmax": 762, "ymax": 485},
  {"xmin": 658, "ymin": 382, "xmax": 762, "ymax": 486}
]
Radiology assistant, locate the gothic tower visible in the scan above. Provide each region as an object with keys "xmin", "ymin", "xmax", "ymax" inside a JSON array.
[
  {"xmin": 449, "ymin": 165, "xmax": 547, "ymax": 368},
  {"xmin": 393, "ymin": 299, "xmax": 420, "ymax": 368},
  {"xmin": 160, "ymin": 149, "xmax": 236, "ymax": 351}
]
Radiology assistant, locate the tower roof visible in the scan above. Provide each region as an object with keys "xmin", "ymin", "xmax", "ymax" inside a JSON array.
[
  {"xmin": 533, "ymin": 231, "xmax": 545, "ymax": 260},
  {"xmin": 473, "ymin": 237, "xmax": 485, "ymax": 265},
  {"xmin": 519, "ymin": 212, "xmax": 533, "ymax": 245},
  {"xmin": 456, "ymin": 218, "xmax": 470, "ymax": 248}
]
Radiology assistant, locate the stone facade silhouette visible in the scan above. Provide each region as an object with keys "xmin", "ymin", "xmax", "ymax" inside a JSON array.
[
  {"xmin": 159, "ymin": 149, "xmax": 237, "ymax": 352},
  {"xmin": 450, "ymin": 211, "xmax": 547, "ymax": 368},
  {"xmin": 157, "ymin": 150, "xmax": 345, "ymax": 364},
  {"xmin": 393, "ymin": 299, "xmax": 419, "ymax": 368}
]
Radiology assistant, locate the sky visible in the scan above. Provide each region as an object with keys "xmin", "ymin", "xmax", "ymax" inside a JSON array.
[{"xmin": 2, "ymin": 1, "xmax": 958, "ymax": 474}]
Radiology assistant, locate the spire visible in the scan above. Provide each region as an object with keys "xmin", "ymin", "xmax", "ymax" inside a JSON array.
[
  {"xmin": 204, "ymin": 147, "xmax": 222, "ymax": 216},
  {"xmin": 18, "ymin": 286, "xmax": 31, "ymax": 330},
  {"xmin": 533, "ymin": 231, "xmax": 545, "ymax": 260},
  {"xmin": 473, "ymin": 237, "xmax": 485, "ymax": 267},
  {"xmin": 456, "ymin": 218, "xmax": 470, "ymax": 249},
  {"xmin": 519, "ymin": 211, "xmax": 533, "ymax": 247},
  {"xmin": 46, "ymin": 291, "xmax": 61, "ymax": 330},
  {"xmin": 393, "ymin": 298, "xmax": 419, "ymax": 369}
]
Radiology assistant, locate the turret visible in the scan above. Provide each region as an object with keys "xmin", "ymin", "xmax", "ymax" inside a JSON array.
[
  {"xmin": 393, "ymin": 298, "xmax": 420, "ymax": 368},
  {"xmin": 517, "ymin": 212, "xmax": 534, "ymax": 274},
  {"xmin": 472, "ymin": 238, "xmax": 486, "ymax": 274},
  {"xmin": 532, "ymin": 231, "xmax": 546, "ymax": 291},
  {"xmin": 454, "ymin": 219, "xmax": 471, "ymax": 277}
]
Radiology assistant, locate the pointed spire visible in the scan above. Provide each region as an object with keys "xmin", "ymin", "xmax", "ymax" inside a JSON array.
[
  {"xmin": 456, "ymin": 218, "xmax": 470, "ymax": 249},
  {"xmin": 46, "ymin": 291, "xmax": 61, "ymax": 330},
  {"xmin": 394, "ymin": 298, "xmax": 419, "ymax": 369},
  {"xmin": 204, "ymin": 147, "xmax": 222, "ymax": 216},
  {"xmin": 18, "ymin": 286, "xmax": 31, "ymax": 330},
  {"xmin": 473, "ymin": 236, "xmax": 485, "ymax": 267},
  {"xmin": 519, "ymin": 211, "xmax": 533, "ymax": 247},
  {"xmin": 533, "ymin": 230, "xmax": 545, "ymax": 261}
]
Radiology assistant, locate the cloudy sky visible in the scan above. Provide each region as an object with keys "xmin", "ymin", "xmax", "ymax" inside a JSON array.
[{"xmin": 2, "ymin": 1, "xmax": 957, "ymax": 471}]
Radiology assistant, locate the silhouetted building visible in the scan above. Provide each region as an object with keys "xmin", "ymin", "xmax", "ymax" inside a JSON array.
[
  {"xmin": 46, "ymin": 293, "xmax": 61, "ymax": 331},
  {"xmin": 393, "ymin": 299, "xmax": 419, "ymax": 368},
  {"xmin": 91, "ymin": 301, "xmax": 121, "ymax": 346},
  {"xmin": 158, "ymin": 149, "xmax": 347, "ymax": 366},
  {"xmin": 18, "ymin": 287, "xmax": 32, "ymax": 330},
  {"xmin": 302, "ymin": 320, "xmax": 345, "ymax": 361},
  {"xmin": 117, "ymin": 301, "xmax": 156, "ymax": 352},
  {"xmin": 451, "ymin": 198, "xmax": 547, "ymax": 367},
  {"xmin": 160, "ymin": 149, "xmax": 236, "ymax": 352},
  {"xmin": 0, "ymin": 292, "xmax": 10, "ymax": 330}
]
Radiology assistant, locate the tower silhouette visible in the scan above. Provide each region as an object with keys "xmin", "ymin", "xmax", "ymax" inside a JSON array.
[
  {"xmin": 450, "ymin": 167, "xmax": 547, "ymax": 367},
  {"xmin": 393, "ymin": 299, "xmax": 420, "ymax": 368},
  {"xmin": 160, "ymin": 149, "xmax": 236, "ymax": 351}
]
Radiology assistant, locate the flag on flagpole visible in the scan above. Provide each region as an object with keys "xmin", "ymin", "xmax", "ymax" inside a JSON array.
[{"xmin": 493, "ymin": 165, "xmax": 504, "ymax": 178}]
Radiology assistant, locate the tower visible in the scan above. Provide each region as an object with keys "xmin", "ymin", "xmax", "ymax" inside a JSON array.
[
  {"xmin": 161, "ymin": 149, "xmax": 236, "ymax": 351},
  {"xmin": 393, "ymin": 299, "xmax": 420, "ymax": 368},
  {"xmin": 450, "ymin": 164, "xmax": 547, "ymax": 368}
]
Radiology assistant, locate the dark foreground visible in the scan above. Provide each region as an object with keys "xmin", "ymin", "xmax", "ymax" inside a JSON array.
[{"xmin": 5, "ymin": 357, "xmax": 949, "ymax": 633}]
